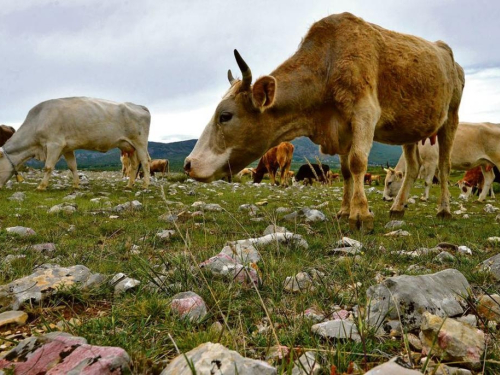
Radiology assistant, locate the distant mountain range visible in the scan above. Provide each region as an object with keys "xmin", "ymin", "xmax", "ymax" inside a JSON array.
[{"xmin": 28, "ymin": 137, "xmax": 402, "ymax": 171}]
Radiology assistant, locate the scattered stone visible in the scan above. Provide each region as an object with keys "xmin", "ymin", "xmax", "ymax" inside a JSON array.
[
  {"xmin": 8, "ymin": 192, "xmax": 25, "ymax": 201},
  {"xmin": 284, "ymin": 272, "xmax": 315, "ymax": 293},
  {"xmin": 275, "ymin": 207, "xmax": 290, "ymax": 214},
  {"xmin": 0, "ymin": 264, "xmax": 105, "ymax": 310},
  {"xmin": 311, "ymin": 319, "xmax": 361, "ymax": 342},
  {"xmin": 219, "ymin": 243, "xmax": 261, "ymax": 263},
  {"xmin": 385, "ymin": 220, "xmax": 405, "ymax": 229},
  {"xmin": 30, "ymin": 243, "xmax": 56, "ymax": 253},
  {"xmin": 428, "ymin": 364, "xmax": 472, "ymax": 375},
  {"xmin": 420, "ymin": 312, "xmax": 485, "ymax": 369},
  {"xmin": 255, "ymin": 200, "xmax": 268, "ymax": 206},
  {"xmin": 384, "ymin": 229, "xmax": 411, "ymax": 237},
  {"xmin": 266, "ymin": 345, "xmax": 289, "ymax": 362},
  {"xmin": 394, "ymin": 247, "xmax": 441, "ymax": 258},
  {"xmin": 487, "ymin": 236, "xmax": 500, "ymax": 245},
  {"xmin": 302, "ymin": 307, "xmax": 325, "ymax": 323},
  {"xmin": 437, "ymin": 242, "xmax": 459, "ymax": 252},
  {"xmin": 229, "ymin": 232, "xmax": 308, "ymax": 250},
  {"xmin": 157, "ymin": 229, "xmax": 175, "ymax": 240},
  {"xmin": 406, "ymin": 333, "xmax": 422, "ymax": 351},
  {"xmin": 479, "ymin": 253, "xmax": 500, "ymax": 281},
  {"xmin": 434, "ymin": 251, "xmax": 457, "ymax": 264},
  {"xmin": 329, "ymin": 236, "xmax": 362, "ymax": 255},
  {"xmin": 484, "ymin": 204, "xmax": 499, "ymax": 213},
  {"xmin": 158, "ymin": 213, "xmax": 178, "ymax": 223},
  {"xmin": 284, "ymin": 207, "xmax": 326, "ymax": 222},
  {"xmin": 204, "ymin": 203, "xmax": 223, "ymax": 211},
  {"xmin": 113, "ymin": 200, "xmax": 143, "ymax": 212},
  {"xmin": 477, "ymin": 294, "xmax": 500, "ymax": 322},
  {"xmin": 364, "ymin": 358, "xmax": 422, "ymax": 374},
  {"xmin": 263, "ymin": 224, "xmax": 288, "ymax": 236},
  {"xmin": 200, "ymin": 254, "xmax": 260, "ymax": 286},
  {"xmin": 0, "ymin": 311, "xmax": 28, "ymax": 328},
  {"xmin": 6, "ymin": 226, "xmax": 36, "ymax": 237},
  {"xmin": 407, "ymin": 198, "xmax": 416, "ymax": 204},
  {"xmin": 456, "ymin": 314, "xmax": 477, "ymax": 327},
  {"xmin": 160, "ymin": 342, "xmax": 276, "ymax": 374},
  {"xmin": 291, "ymin": 351, "xmax": 321, "ymax": 375},
  {"xmin": 109, "ymin": 273, "xmax": 140, "ymax": 295},
  {"xmin": 336, "ymin": 237, "xmax": 362, "ymax": 249},
  {"xmin": 367, "ymin": 269, "xmax": 469, "ymax": 331},
  {"xmin": 239, "ymin": 204, "xmax": 259, "ymax": 216},
  {"xmin": 171, "ymin": 291, "xmax": 207, "ymax": 322},
  {"xmin": 457, "ymin": 246, "xmax": 472, "ymax": 255},
  {"xmin": 0, "ymin": 332, "xmax": 131, "ymax": 373},
  {"xmin": 48, "ymin": 203, "xmax": 77, "ymax": 214}
]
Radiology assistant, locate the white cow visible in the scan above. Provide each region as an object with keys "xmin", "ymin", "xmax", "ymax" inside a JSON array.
[
  {"xmin": 383, "ymin": 122, "xmax": 499, "ymax": 202},
  {"xmin": 0, "ymin": 97, "xmax": 151, "ymax": 190}
]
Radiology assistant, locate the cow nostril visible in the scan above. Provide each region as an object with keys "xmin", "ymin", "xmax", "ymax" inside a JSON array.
[{"xmin": 184, "ymin": 161, "xmax": 191, "ymax": 174}]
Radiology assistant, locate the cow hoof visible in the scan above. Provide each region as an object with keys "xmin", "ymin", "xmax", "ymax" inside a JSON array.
[
  {"xmin": 389, "ymin": 210, "xmax": 405, "ymax": 218},
  {"xmin": 36, "ymin": 186, "xmax": 47, "ymax": 191},
  {"xmin": 336, "ymin": 211, "xmax": 350, "ymax": 219},
  {"xmin": 420, "ymin": 196, "xmax": 428, "ymax": 202},
  {"xmin": 436, "ymin": 210, "xmax": 452, "ymax": 220},
  {"xmin": 349, "ymin": 216, "xmax": 374, "ymax": 232}
]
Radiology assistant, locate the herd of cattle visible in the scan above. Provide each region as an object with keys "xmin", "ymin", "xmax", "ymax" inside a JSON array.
[{"xmin": 0, "ymin": 12, "xmax": 499, "ymax": 230}]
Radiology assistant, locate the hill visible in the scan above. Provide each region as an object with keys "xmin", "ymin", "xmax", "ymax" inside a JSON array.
[{"xmin": 27, "ymin": 138, "xmax": 402, "ymax": 171}]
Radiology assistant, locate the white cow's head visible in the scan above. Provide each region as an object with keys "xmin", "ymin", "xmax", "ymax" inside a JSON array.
[
  {"xmin": 457, "ymin": 180, "xmax": 472, "ymax": 200},
  {"xmin": 0, "ymin": 150, "xmax": 15, "ymax": 187},
  {"xmin": 184, "ymin": 50, "xmax": 278, "ymax": 182},
  {"xmin": 382, "ymin": 167, "xmax": 403, "ymax": 201}
]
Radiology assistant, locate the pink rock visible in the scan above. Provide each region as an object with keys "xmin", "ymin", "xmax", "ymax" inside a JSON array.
[{"xmin": 171, "ymin": 291, "xmax": 207, "ymax": 322}]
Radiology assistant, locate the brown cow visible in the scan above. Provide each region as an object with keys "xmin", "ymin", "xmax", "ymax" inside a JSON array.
[
  {"xmin": 0, "ymin": 125, "xmax": 15, "ymax": 147},
  {"xmin": 364, "ymin": 173, "xmax": 372, "ymax": 185},
  {"xmin": 253, "ymin": 142, "xmax": 294, "ymax": 186},
  {"xmin": 457, "ymin": 166, "xmax": 494, "ymax": 200},
  {"xmin": 184, "ymin": 12, "xmax": 465, "ymax": 231},
  {"xmin": 327, "ymin": 170, "xmax": 340, "ymax": 183},
  {"xmin": 138, "ymin": 159, "xmax": 169, "ymax": 179}
]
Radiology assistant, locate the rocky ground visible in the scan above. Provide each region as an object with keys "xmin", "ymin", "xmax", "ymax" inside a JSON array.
[{"xmin": 0, "ymin": 169, "xmax": 499, "ymax": 374}]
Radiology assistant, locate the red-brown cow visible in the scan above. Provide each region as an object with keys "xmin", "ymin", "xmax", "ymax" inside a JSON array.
[
  {"xmin": 458, "ymin": 166, "xmax": 494, "ymax": 200},
  {"xmin": 0, "ymin": 125, "xmax": 15, "ymax": 147},
  {"xmin": 253, "ymin": 142, "xmax": 294, "ymax": 186}
]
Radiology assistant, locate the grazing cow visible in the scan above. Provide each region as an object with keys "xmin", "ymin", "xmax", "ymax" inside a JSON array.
[
  {"xmin": 237, "ymin": 167, "xmax": 255, "ymax": 178},
  {"xmin": 326, "ymin": 170, "xmax": 340, "ymax": 183},
  {"xmin": 0, "ymin": 97, "xmax": 151, "ymax": 190},
  {"xmin": 364, "ymin": 173, "xmax": 372, "ymax": 185},
  {"xmin": 253, "ymin": 142, "xmax": 294, "ymax": 185},
  {"xmin": 371, "ymin": 175, "xmax": 381, "ymax": 185},
  {"xmin": 150, "ymin": 159, "xmax": 169, "ymax": 177},
  {"xmin": 184, "ymin": 12, "xmax": 464, "ymax": 231},
  {"xmin": 383, "ymin": 122, "xmax": 500, "ymax": 202},
  {"xmin": 121, "ymin": 150, "xmax": 133, "ymax": 178},
  {"xmin": 0, "ymin": 125, "xmax": 15, "ymax": 146},
  {"xmin": 457, "ymin": 166, "xmax": 494, "ymax": 200},
  {"xmin": 295, "ymin": 164, "xmax": 330, "ymax": 185}
]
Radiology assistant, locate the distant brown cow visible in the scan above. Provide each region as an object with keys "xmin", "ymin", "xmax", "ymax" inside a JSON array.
[
  {"xmin": 139, "ymin": 159, "xmax": 169, "ymax": 178},
  {"xmin": 458, "ymin": 166, "xmax": 494, "ymax": 200},
  {"xmin": 0, "ymin": 125, "xmax": 15, "ymax": 147},
  {"xmin": 253, "ymin": 142, "xmax": 294, "ymax": 186},
  {"xmin": 364, "ymin": 173, "xmax": 372, "ymax": 185},
  {"xmin": 327, "ymin": 170, "xmax": 340, "ymax": 183},
  {"xmin": 370, "ymin": 175, "xmax": 381, "ymax": 185}
]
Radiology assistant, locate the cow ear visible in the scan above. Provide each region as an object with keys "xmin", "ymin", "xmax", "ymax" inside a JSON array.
[
  {"xmin": 396, "ymin": 171, "xmax": 403, "ymax": 180},
  {"xmin": 0, "ymin": 151, "xmax": 3, "ymax": 158},
  {"xmin": 252, "ymin": 76, "xmax": 277, "ymax": 110}
]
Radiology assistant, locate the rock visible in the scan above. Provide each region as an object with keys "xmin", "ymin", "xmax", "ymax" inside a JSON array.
[
  {"xmin": 336, "ymin": 237, "xmax": 362, "ymax": 250},
  {"xmin": 203, "ymin": 203, "xmax": 223, "ymax": 211},
  {"xmin": 420, "ymin": 312, "xmax": 485, "ymax": 369},
  {"xmin": 384, "ymin": 229, "xmax": 411, "ymax": 237},
  {"xmin": 6, "ymin": 226, "xmax": 36, "ymax": 237},
  {"xmin": 0, "ymin": 311, "xmax": 28, "ymax": 328},
  {"xmin": 284, "ymin": 272, "xmax": 315, "ymax": 293},
  {"xmin": 0, "ymin": 332, "xmax": 131, "ymax": 373},
  {"xmin": 158, "ymin": 213, "xmax": 178, "ymax": 223},
  {"xmin": 219, "ymin": 243, "xmax": 261, "ymax": 263},
  {"xmin": 434, "ymin": 251, "xmax": 457, "ymax": 264},
  {"xmin": 364, "ymin": 358, "xmax": 422, "ymax": 374},
  {"xmin": 291, "ymin": 351, "xmax": 321, "ymax": 375},
  {"xmin": 302, "ymin": 307, "xmax": 325, "ymax": 323},
  {"xmin": 109, "ymin": 273, "xmax": 140, "ymax": 295},
  {"xmin": 484, "ymin": 204, "xmax": 499, "ymax": 213},
  {"xmin": 0, "ymin": 264, "xmax": 104, "ymax": 310},
  {"xmin": 275, "ymin": 207, "xmax": 290, "ymax": 214},
  {"xmin": 8, "ymin": 192, "xmax": 25, "ymax": 201},
  {"xmin": 30, "ymin": 243, "xmax": 57, "ymax": 253},
  {"xmin": 239, "ymin": 204, "xmax": 259, "ymax": 216},
  {"xmin": 385, "ymin": 220, "xmax": 405, "ymax": 229},
  {"xmin": 457, "ymin": 246, "xmax": 472, "ymax": 255},
  {"xmin": 457, "ymin": 314, "xmax": 477, "ymax": 327},
  {"xmin": 477, "ymin": 294, "xmax": 500, "ymax": 322},
  {"xmin": 262, "ymin": 224, "xmax": 288, "ymax": 236},
  {"xmin": 408, "ymin": 198, "xmax": 416, "ymax": 204},
  {"xmin": 266, "ymin": 345, "xmax": 289, "ymax": 362},
  {"xmin": 200, "ymin": 254, "xmax": 259, "ymax": 286},
  {"xmin": 157, "ymin": 229, "xmax": 175, "ymax": 240},
  {"xmin": 171, "ymin": 291, "xmax": 207, "ymax": 322},
  {"xmin": 366, "ymin": 269, "xmax": 469, "ymax": 331},
  {"xmin": 487, "ymin": 236, "xmax": 500, "ymax": 245},
  {"xmin": 479, "ymin": 253, "xmax": 500, "ymax": 281},
  {"xmin": 311, "ymin": 319, "xmax": 361, "ymax": 342},
  {"xmin": 48, "ymin": 203, "xmax": 77, "ymax": 214},
  {"xmin": 428, "ymin": 364, "xmax": 472, "ymax": 375},
  {"xmin": 406, "ymin": 333, "xmax": 422, "ymax": 351},
  {"xmin": 394, "ymin": 247, "xmax": 441, "ymax": 258},
  {"xmin": 229, "ymin": 232, "xmax": 308, "ymax": 250},
  {"xmin": 284, "ymin": 207, "xmax": 326, "ymax": 222},
  {"xmin": 160, "ymin": 342, "xmax": 276, "ymax": 374},
  {"xmin": 437, "ymin": 242, "xmax": 459, "ymax": 251},
  {"xmin": 113, "ymin": 200, "xmax": 143, "ymax": 212}
]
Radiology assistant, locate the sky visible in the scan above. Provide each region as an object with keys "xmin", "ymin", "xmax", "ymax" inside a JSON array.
[{"xmin": 1, "ymin": 0, "xmax": 499, "ymax": 143}]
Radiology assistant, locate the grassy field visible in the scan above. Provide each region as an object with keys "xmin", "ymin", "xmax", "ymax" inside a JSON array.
[{"xmin": 0, "ymin": 169, "xmax": 499, "ymax": 374}]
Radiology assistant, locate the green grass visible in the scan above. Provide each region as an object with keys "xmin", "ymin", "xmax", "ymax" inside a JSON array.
[{"xmin": 0, "ymin": 169, "xmax": 499, "ymax": 374}]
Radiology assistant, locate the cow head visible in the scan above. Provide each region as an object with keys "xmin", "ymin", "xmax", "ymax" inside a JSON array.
[
  {"xmin": 382, "ymin": 167, "xmax": 403, "ymax": 201},
  {"xmin": 184, "ymin": 50, "xmax": 278, "ymax": 182},
  {"xmin": 0, "ymin": 150, "xmax": 15, "ymax": 187},
  {"xmin": 457, "ymin": 179, "xmax": 473, "ymax": 200}
]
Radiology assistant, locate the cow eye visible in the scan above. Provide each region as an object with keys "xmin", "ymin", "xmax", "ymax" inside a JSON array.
[
  {"xmin": 387, "ymin": 181, "xmax": 392, "ymax": 186},
  {"xmin": 219, "ymin": 112, "xmax": 233, "ymax": 123}
]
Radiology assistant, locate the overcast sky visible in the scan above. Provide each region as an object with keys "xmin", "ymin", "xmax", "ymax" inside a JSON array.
[{"xmin": 1, "ymin": 0, "xmax": 499, "ymax": 143}]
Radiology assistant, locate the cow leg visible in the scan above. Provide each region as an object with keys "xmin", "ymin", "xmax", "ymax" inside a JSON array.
[
  {"xmin": 64, "ymin": 151, "xmax": 80, "ymax": 189},
  {"xmin": 422, "ymin": 164, "xmax": 437, "ymax": 201},
  {"xmin": 37, "ymin": 144, "xmax": 63, "ymax": 191},
  {"xmin": 436, "ymin": 114, "xmax": 458, "ymax": 219},
  {"xmin": 337, "ymin": 154, "xmax": 352, "ymax": 218},
  {"xmin": 126, "ymin": 152, "xmax": 140, "ymax": 188},
  {"xmin": 136, "ymin": 148, "xmax": 150, "ymax": 188},
  {"xmin": 269, "ymin": 170, "xmax": 277, "ymax": 185},
  {"xmin": 390, "ymin": 143, "xmax": 419, "ymax": 217},
  {"xmin": 478, "ymin": 166, "xmax": 494, "ymax": 202}
]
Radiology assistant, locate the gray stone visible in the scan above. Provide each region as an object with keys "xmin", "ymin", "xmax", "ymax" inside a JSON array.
[
  {"xmin": 484, "ymin": 204, "xmax": 499, "ymax": 213},
  {"xmin": 420, "ymin": 312, "xmax": 485, "ymax": 370},
  {"xmin": 477, "ymin": 294, "xmax": 500, "ymax": 322},
  {"xmin": 113, "ymin": 200, "xmax": 143, "ymax": 212},
  {"xmin": 203, "ymin": 203, "xmax": 223, "ymax": 211},
  {"xmin": 199, "ymin": 254, "xmax": 260, "ymax": 286},
  {"xmin": 48, "ymin": 203, "xmax": 77, "ymax": 214},
  {"xmin": 6, "ymin": 226, "xmax": 36, "ymax": 237},
  {"xmin": 161, "ymin": 342, "xmax": 276, "ymax": 375},
  {"xmin": 479, "ymin": 253, "xmax": 500, "ymax": 281},
  {"xmin": 284, "ymin": 207, "xmax": 326, "ymax": 222},
  {"xmin": 159, "ymin": 213, "xmax": 178, "ymax": 223},
  {"xmin": 385, "ymin": 229, "xmax": 411, "ymax": 237},
  {"xmin": 311, "ymin": 319, "xmax": 361, "ymax": 342},
  {"xmin": 8, "ymin": 192, "xmax": 25, "ymax": 201},
  {"xmin": 429, "ymin": 364, "xmax": 472, "ymax": 375},
  {"xmin": 284, "ymin": 272, "xmax": 315, "ymax": 293},
  {"xmin": 457, "ymin": 246, "xmax": 472, "ymax": 255},
  {"xmin": 229, "ymin": 232, "xmax": 308, "ymax": 250},
  {"xmin": 291, "ymin": 351, "xmax": 321, "ymax": 375},
  {"xmin": 0, "ymin": 264, "xmax": 104, "ymax": 310},
  {"xmin": 109, "ymin": 273, "xmax": 140, "ymax": 295},
  {"xmin": 262, "ymin": 225, "xmax": 288, "ymax": 236},
  {"xmin": 219, "ymin": 243, "xmax": 261, "ymax": 263},
  {"xmin": 239, "ymin": 204, "xmax": 259, "ymax": 215},
  {"xmin": 364, "ymin": 358, "xmax": 422, "ymax": 374},
  {"xmin": 171, "ymin": 291, "xmax": 207, "ymax": 322},
  {"xmin": 0, "ymin": 311, "xmax": 28, "ymax": 328},
  {"xmin": 30, "ymin": 243, "xmax": 56, "ymax": 253},
  {"xmin": 336, "ymin": 237, "xmax": 362, "ymax": 250},
  {"xmin": 366, "ymin": 269, "xmax": 469, "ymax": 331},
  {"xmin": 385, "ymin": 220, "xmax": 405, "ymax": 229},
  {"xmin": 434, "ymin": 251, "xmax": 457, "ymax": 264},
  {"xmin": 0, "ymin": 332, "xmax": 131, "ymax": 373},
  {"xmin": 157, "ymin": 229, "xmax": 175, "ymax": 240}
]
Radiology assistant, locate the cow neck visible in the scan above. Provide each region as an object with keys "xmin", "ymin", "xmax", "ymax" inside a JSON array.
[{"xmin": 3, "ymin": 134, "xmax": 37, "ymax": 167}]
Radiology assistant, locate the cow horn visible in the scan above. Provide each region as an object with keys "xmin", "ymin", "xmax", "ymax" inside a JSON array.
[
  {"xmin": 227, "ymin": 69, "xmax": 236, "ymax": 85},
  {"xmin": 234, "ymin": 49, "xmax": 252, "ymax": 90}
]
